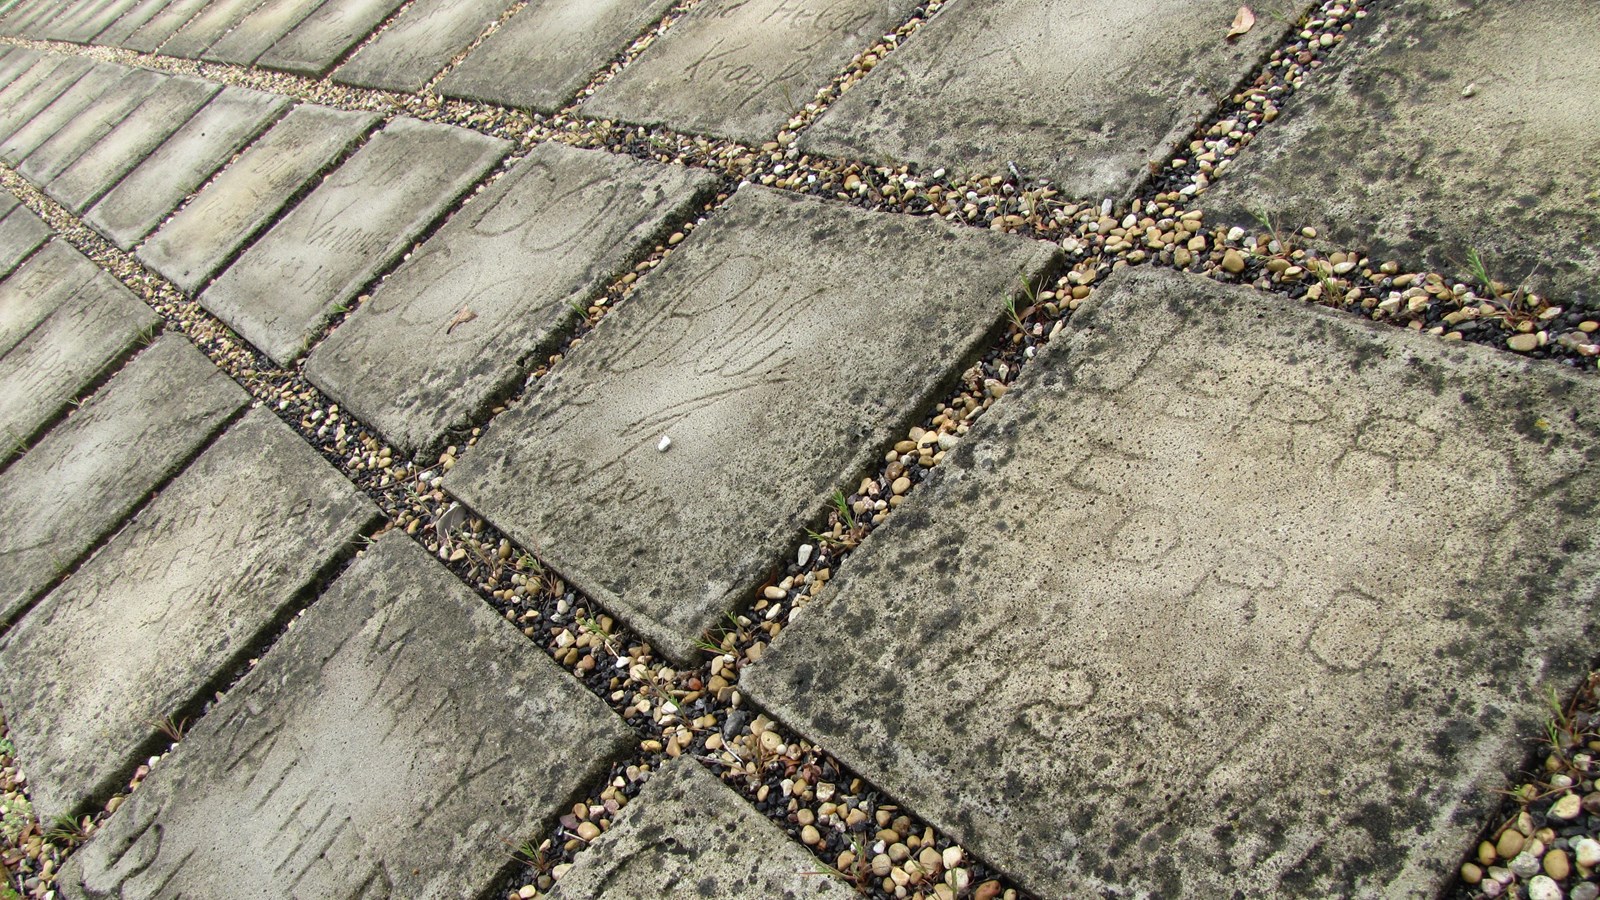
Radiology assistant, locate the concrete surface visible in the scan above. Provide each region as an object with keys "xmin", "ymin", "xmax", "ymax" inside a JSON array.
[
  {"xmin": 16, "ymin": 67, "xmax": 163, "ymax": 186},
  {"xmin": 199, "ymin": 0, "xmax": 322, "ymax": 66},
  {"xmin": 331, "ymin": 0, "xmax": 514, "ymax": 93},
  {"xmin": 0, "ymin": 61, "xmax": 119, "ymax": 165},
  {"xmin": 157, "ymin": 0, "xmax": 264, "ymax": 59},
  {"xmin": 0, "ymin": 240, "xmax": 100, "ymax": 358},
  {"xmin": 0, "ymin": 202, "xmax": 49, "ymax": 278},
  {"xmin": 256, "ymin": 0, "xmax": 404, "ymax": 76}
]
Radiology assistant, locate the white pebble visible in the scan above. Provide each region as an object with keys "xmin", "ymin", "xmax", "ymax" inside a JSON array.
[
  {"xmin": 657, "ymin": 435, "xmax": 671, "ymax": 452},
  {"xmin": 1573, "ymin": 837, "xmax": 1600, "ymax": 868},
  {"xmin": 1528, "ymin": 875, "xmax": 1562, "ymax": 900},
  {"xmin": 797, "ymin": 544, "xmax": 813, "ymax": 567}
]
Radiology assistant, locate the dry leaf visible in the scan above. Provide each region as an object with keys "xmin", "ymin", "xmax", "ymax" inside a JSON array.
[
  {"xmin": 446, "ymin": 306, "xmax": 477, "ymax": 334},
  {"xmin": 1227, "ymin": 5, "xmax": 1255, "ymax": 40}
]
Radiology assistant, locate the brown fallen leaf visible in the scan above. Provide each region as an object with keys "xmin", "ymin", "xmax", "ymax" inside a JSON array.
[
  {"xmin": 446, "ymin": 306, "xmax": 477, "ymax": 334},
  {"xmin": 1227, "ymin": 5, "xmax": 1255, "ymax": 40}
]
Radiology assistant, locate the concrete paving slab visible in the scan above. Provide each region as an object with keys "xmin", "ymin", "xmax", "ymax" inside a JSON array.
[
  {"xmin": 0, "ymin": 240, "xmax": 101, "ymax": 358},
  {"xmin": 200, "ymin": 116, "xmax": 509, "ymax": 365},
  {"xmin": 87, "ymin": 87, "xmax": 290, "ymax": 251},
  {"xmin": 64, "ymin": 0, "xmax": 145, "ymax": 41},
  {"xmin": 46, "ymin": 75, "xmax": 220, "ymax": 215},
  {"xmin": 0, "ymin": 56, "xmax": 94, "ymax": 142},
  {"xmin": 159, "ymin": 0, "xmax": 267, "ymax": 58},
  {"xmin": 0, "ymin": 47, "xmax": 36, "ymax": 88},
  {"xmin": 306, "ymin": 143, "xmax": 718, "ymax": 457},
  {"xmin": 0, "ymin": 408, "xmax": 380, "ymax": 821},
  {"xmin": 331, "ymin": 0, "xmax": 514, "ymax": 93},
  {"xmin": 0, "ymin": 334, "xmax": 247, "ymax": 624},
  {"xmin": 447, "ymin": 186, "xmax": 1057, "ymax": 664},
  {"xmin": 552, "ymin": 758, "xmax": 858, "ymax": 899},
  {"xmin": 0, "ymin": 60, "xmax": 113, "ymax": 164},
  {"xmin": 50, "ymin": 0, "xmax": 125, "ymax": 41},
  {"xmin": 0, "ymin": 204, "xmax": 50, "ymax": 279},
  {"xmin": 745, "ymin": 266, "xmax": 1600, "ymax": 898},
  {"xmin": 583, "ymin": 0, "xmax": 919, "ymax": 145},
  {"xmin": 1206, "ymin": 0, "xmax": 1600, "ymax": 299},
  {"xmin": 121, "ymin": 0, "xmax": 211, "ymax": 53},
  {"xmin": 16, "ymin": 68, "xmax": 164, "ymax": 185},
  {"xmin": 256, "ymin": 0, "xmax": 404, "ymax": 77},
  {"xmin": 137, "ymin": 104, "xmax": 377, "ymax": 293},
  {"xmin": 96, "ymin": 0, "xmax": 174, "ymax": 45},
  {"xmin": 801, "ymin": 0, "xmax": 1311, "ymax": 199},
  {"xmin": 0, "ymin": 262, "xmax": 160, "ymax": 467},
  {"xmin": 201, "ymin": 0, "xmax": 323, "ymax": 65},
  {"xmin": 60, "ymin": 531, "xmax": 635, "ymax": 899},
  {"xmin": 436, "ymin": 0, "xmax": 676, "ymax": 113}
]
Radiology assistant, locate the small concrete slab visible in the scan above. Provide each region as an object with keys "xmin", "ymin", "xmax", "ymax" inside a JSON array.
[
  {"xmin": 0, "ymin": 334, "xmax": 247, "ymax": 624},
  {"xmin": 0, "ymin": 408, "xmax": 380, "ymax": 821},
  {"xmin": 0, "ymin": 240, "xmax": 100, "ymax": 358},
  {"xmin": 17, "ymin": 68, "xmax": 164, "ymax": 186},
  {"xmin": 121, "ymin": 0, "xmax": 211, "ymax": 53},
  {"xmin": 551, "ymin": 758, "xmax": 858, "ymax": 899},
  {"xmin": 256, "ymin": 0, "xmax": 405, "ymax": 77},
  {"xmin": 137, "ymin": 104, "xmax": 377, "ymax": 294},
  {"xmin": 745, "ymin": 267, "xmax": 1600, "ymax": 898},
  {"xmin": 46, "ymin": 75, "xmax": 220, "ymax": 215},
  {"xmin": 0, "ymin": 203, "xmax": 50, "ymax": 279},
  {"xmin": 583, "ymin": 0, "xmax": 919, "ymax": 144},
  {"xmin": 1206, "ymin": 0, "xmax": 1600, "ymax": 298},
  {"xmin": 158, "ymin": 0, "xmax": 267, "ymax": 58},
  {"xmin": 201, "ymin": 117, "xmax": 509, "ymax": 365},
  {"xmin": 800, "ymin": 0, "xmax": 1311, "ymax": 199},
  {"xmin": 437, "ymin": 0, "xmax": 676, "ymax": 113},
  {"xmin": 201, "ymin": 0, "xmax": 323, "ymax": 65},
  {"xmin": 306, "ymin": 143, "xmax": 718, "ymax": 457},
  {"xmin": 332, "ymin": 0, "xmax": 515, "ymax": 93},
  {"xmin": 0, "ymin": 60, "xmax": 115, "ymax": 164},
  {"xmin": 59, "ymin": 531, "xmax": 635, "ymax": 899},
  {"xmin": 447, "ymin": 186, "xmax": 1056, "ymax": 663},
  {"xmin": 86, "ymin": 87, "xmax": 290, "ymax": 251}
]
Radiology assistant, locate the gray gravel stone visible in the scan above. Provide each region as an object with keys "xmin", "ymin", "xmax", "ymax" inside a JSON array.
[
  {"xmin": 745, "ymin": 267, "xmax": 1600, "ymax": 898},
  {"xmin": 137, "ymin": 103, "xmax": 377, "ymax": 294},
  {"xmin": 201, "ymin": 0, "xmax": 322, "ymax": 65},
  {"xmin": 448, "ymin": 185, "xmax": 1057, "ymax": 663},
  {"xmin": 256, "ymin": 0, "xmax": 405, "ymax": 77},
  {"xmin": 0, "ymin": 408, "xmax": 380, "ymax": 821},
  {"xmin": 0, "ymin": 60, "xmax": 118, "ymax": 165},
  {"xmin": 0, "ymin": 334, "xmax": 247, "ymax": 624},
  {"xmin": 801, "ymin": 0, "xmax": 1311, "ymax": 198},
  {"xmin": 0, "ymin": 203, "xmax": 50, "ymax": 279},
  {"xmin": 17, "ymin": 67, "xmax": 163, "ymax": 186},
  {"xmin": 0, "ymin": 240, "xmax": 100, "ymax": 358},
  {"xmin": 437, "ymin": 0, "xmax": 676, "ymax": 113},
  {"xmin": 583, "ymin": 0, "xmax": 919, "ymax": 145},
  {"xmin": 551, "ymin": 758, "xmax": 858, "ymax": 899},
  {"xmin": 332, "ymin": 0, "xmax": 515, "ymax": 93},
  {"xmin": 200, "ymin": 116, "xmax": 509, "ymax": 364},
  {"xmin": 306, "ymin": 142, "xmax": 718, "ymax": 457},
  {"xmin": 59, "ymin": 531, "xmax": 635, "ymax": 900}
]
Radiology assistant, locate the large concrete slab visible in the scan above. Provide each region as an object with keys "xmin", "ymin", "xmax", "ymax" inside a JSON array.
[
  {"xmin": 200, "ymin": 117, "xmax": 509, "ymax": 365},
  {"xmin": 16, "ymin": 67, "xmax": 164, "ymax": 186},
  {"xmin": 332, "ymin": 0, "xmax": 515, "ymax": 93},
  {"xmin": 137, "ymin": 104, "xmax": 377, "ymax": 293},
  {"xmin": 306, "ymin": 143, "xmax": 718, "ymax": 457},
  {"xmin": 0, "ymin": 262, "xmax": 160, "ymax": 466},
  {"xmin": 583, "ymin": 0, "xmax": 920, "ymax": 144},
  {"xmin": 46, "ymin": 75, "xmax": 220, "ymax": 214},
  {"xmin": 1207, "ymin": 0, "xmax": 1600, "ymax": 298},
  {"xmin": 0, "ymin": 203, "xmax": 50, "ymax": 279},
  {"xmin": 256, "ymin": 0, "xmax": 404, "ymax": 77},
  {"xmin": 0, "ymin": 240, "xmax": 101, "ymax": 358},
  {"xmin": 746, "ymin": 267, "xmax": 1600, "ymax": 898},
  {"xmin": 0, "ymin": 56, "xmax": 95, "ymax": 141},
  {"xmin": 0, "ymin": 334, "xmax": 247, "ymax": 624},
  {"xmin": 801, "ymin": 0, "xmax": 1311, "ymax": 198},
  {"xmin": 200, "ymin": 0, "xmax": 323, "ymax": 65},
  {"xmin": 552, "ymin": 758, "xmax": 858, "ymax": 899},
  {"xmin": 159, "ymin": 0, "xmax": 267, "ymax": 58},
  {"xmin": 436, "ymin": 0, "xmax": 676, "ymax": 113},
  {"xmin": 60, "ymin": 531, "xmax": 635, "ymax": 899},
  {"xmin": 121, "ymin": 0, "xmax": 211, "ymax": 53},
  {"xmin": 0, "ymin": 409, "xmax": 380, "ymax": 821},
  {"xmin": 86, "ymin": 86, "xmax": 290, "ymax": 250},
  {"xmin": 447, "ymin": 186, "xmax": 1057, "ymax": 663},
  {"xmin": 0, "ymin": 60, "xmax": 116, "ymax": 165}
]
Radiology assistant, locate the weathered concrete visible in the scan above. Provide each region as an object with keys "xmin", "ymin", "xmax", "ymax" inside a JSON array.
[
  {"xmin": 60, "ymin": 531, "xmax": 635, "ymax": 900},
  {"xmin": 158, "ymin": 0, "xmax": 266, "ymax": 58},
  {"xmin": 63, "ymin": 0, "xmax": 143, "ymax": 42},
  {"xmin": 256, "ymin": 0, "xmax": 404, "ymax": 77},
  {"xmin": 86, "ymin": 86, "xmax": 290, "ymax": 250},
  {"xmin": 137, "ymin": 104, "xmax": 377, "ymax": 294},
  {"xmin": 0, "ymin": 262, "xmax": 159, "ymax": 466},
  {"xmin": 332, "ymin": 0, "xmax": 515, "ymax": 93},
  {"xmin": 0, "ymin": 240, "xmax": 100, "ymax": 358},
  {"xmin": 200, "ymin": 0, "xmax": 322, "ymax": 65},
  {"xmin": 0, "ymin": 47, "xmax": 34, "ymax": 88},
  {"xmin": 746, "ymin": 267, "xmax": 1600, "ymax": 898},
  {"xmin": 583, "ymin": 0, "xmax": 919, "ymax": 145},
  {"xmin": 46, "ymin": 75, "xmax": 220, "ymax": 214},
  {"xmin": 306, "ymin": 142, "xmax": 718, "ymax": 457},
  {"xmin": 448, "ymin": 186, "xmax": 1057, "ymax": 663},
  {"xmin": 436, "ymin": 0, "xmax": 676, "ymax": 112},
  {"xmin": 121, "ymin": 0, "xmax": 211, "ymax": 53},
  {"xmin": 551, "ymin": 758, "xmax": 859, "ymax": 899},
  {"xmin": 0, "ymin": 334, "xmax": 247, "ymax": 624},
  {"xmin": 0, "ymin": 203, "xmax": 50, "ymax": 279},
  {"xmin": 0, "ymin": 409, "xmax": 380, "ymax": 821},
  {"xmin": 0, "ymin": 61, "xmax": 118, "ymax": 165},
  {"xmin": 0, "ymin": 56, "xmax": 93, "ymax": 141},
  {"xmin": 1207, "ymin": 0, "xmax": 1600, "ymax": 298},
  {"xmin": 96, "ymin": 0, "xmax": 174, "ymax": 45},
  {"xmin": 201, "ymin": 116, "xmax": 508, "ymax": 365},
  {"xmin": 801, "ymin": 0, "xmax": 1311, "ymax": 199},
  {"xmin": 17, "ymin": 68, "xmax": 163, "ymax": 186}
]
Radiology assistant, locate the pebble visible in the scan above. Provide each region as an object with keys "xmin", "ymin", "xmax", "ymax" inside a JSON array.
[
  {"xmin": 1508, "ymin": 332, "xmax": 1541, "ymax": 353},
  {"xmin": 1576, "ymin": 837, "xmax": 1600, "ymax": 868},
  {"xmin": 1552, "ymin": 793, "xmax": 1585, "ymax": 820},
  {"xmin": 1221, "ymin": 249, "xmax": 1247, "ymax": 274},
  {"xmin": 1511, "ymin": 850, "xmax": 1542, "ymax": 878},
  {"xmin": 1528, "ymin": 875, "xmax": 1563, "ymax": 900},
  {"xmin": 1544, "ymin": 847, "xmax": 1570, "ymax": 880},
  {"xmin": 1500, "ymin": 829, "xmax": 1527, "ymax": 858},
  {"xmin": 1573, "ymin": 883, "xmax": 1600, "ymax": 900}
]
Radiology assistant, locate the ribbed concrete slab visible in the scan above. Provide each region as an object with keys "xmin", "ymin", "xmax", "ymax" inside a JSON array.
[
  {"xmin": 0, "ymin": 61, "xmax": 118, "ymax": 165},
  {"xmin": 800, "ymin": 0, "xmax": 1312, "ymax": 198},
  {"xmin": 137, "ymin": 103, "xmax": 377, "ymax": 293},
  {"xmin": 200, "ymin": 116, "xmax": 509, "ymax": 365},
  {"xmin": 159, "ymin": 0, "xmax": 266, "ymax": 58},
  {"xmin": 306, "ymin": 143, "xmax": 718, "ymax": 457},
  {"xmin": 96, "ymin": 0, "xmax": 174, "ymax": 46},
  {"xmin": 86, "ymin": 86, "xmax": 290, "ymax": 250},
  {"xmin": 0, "ymin": 56, "xmax": 93, "ymax": 141},
  {"xmin": 436, "ymin": 0, "xmax": 676, "ymax": 113},
  {"xmin": 1206, "ymin": 0, "xmax": 1600, "ymax": 298},
  {"xmin": 448, "ymin": 186, "xmax": 1057, "ymax": 663},
  {"xmin": 332, "ymin": 0, "xmax": 515, "ymax": 93},
  {"xmin": 121, "ymin": 0, "xmax": 211, "ymax": 53},
  {"xmin": 0, "ymin": 408, "xmax": 380, "ymax": 821},
  {"xmin": 0, "ymin": 46, "xmax": 35, "ymax": 87},
  {"xmin": 0, "ymin": 240, "xmax": 100, "ymax": 358},
  {"xmin": 0, "ymin": 203, "xmax": 50, "ymax": 279},
  {"xmin": 256, "ymin": 0, "xmax": 404, "ymax": 77},
  {"xmin": 552, "ymin": 758, "xmax": 858, "ymax": 899},
  {"xmin": 65, "ymin": 0, "xmax": 144, "ymax": 41},
  {"xmin": 201, "ymin": 0, "xmax": 323, "ymax": 65},
  {"xmin": 583, "ymin": 0, "xmax": 919, "ymax": 144},
  {"xmin": 60, "ymin": 532, "xmax": 635, "ymax": 900},
  {"xmin": 0, "ymin": 334, "xmax": 247, "ymax": 624},
  {"xmin": 745, "ymin": 267, "xmax": 1600, "ymax": 899},
  {"xmin": 17, "ymin": 67, "xmax": 163, "ymax": 186}
]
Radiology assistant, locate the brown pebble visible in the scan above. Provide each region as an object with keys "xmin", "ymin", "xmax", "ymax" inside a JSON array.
[{"xmin": 1545, "ymin": 847, "xmax": 1571, "ymax": 880}]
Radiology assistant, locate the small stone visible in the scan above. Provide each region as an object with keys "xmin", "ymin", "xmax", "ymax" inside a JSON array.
[
  {"xmin": 1545, "ymin": 847, "xmax": 1570, "ymax": 880},
  {"xmin": 1511, "ymin": 850, "xmax": 1542, "ymax": 878},
  {"xmin": 1508, "ymin": 333, "xmax": 1541, "ymax": 353},
  {"xmin": 1551, "ymin": 793, "xmax": 1584, "ymax": 820},
  {"xmin": 801, "ymin": 824, "xmax": 820, "ymax": 845},
  {"xmin": 1480, "ymin": 841, "xmax": 1498, "ymax": 866},
  {"xmin": 891, "ymin": 476, "xmax": 911, "ymax": 495},
  {"xmin": 763, "ymin": 586, "xmax": 786, "ymax": 600},
  {"xmin": 1482, "ymin": 880, "xmax": 1504, "ymax": 898},
  {"xmin": 1528, "ymin": 875, "xmax": 1563, "ymax": 900},
  {"xmin": 1221, "ymin": 249, "xmax": 1247, "ymax": 274},
  {"xmin": 943, "ymin": 846, "xmax": 963, "ymax": 870},
  {"xmin": 1499, "ymin": 829, "xmax": 1527, "ymax": 859},
  {"xmin": 797, "ymin": 545, "xmax": 813, "ymax": 567},
  {"xmin": 576, "ymin": 821, "xmax": 601, "ymax": 842},
  {"xmin": 1573, "ymin": 837, "xmax": 1600, "ymax": 868},
  {"xmin": 871, "ymin": 854, "xmax": 893, "ymax": 876},
  {"xmin": 1572, "ymin": 883, "xmax": 1599, "ymax": 900},
  {"xmin": 657, "ymin": 435, "xmax": 671, "ymax": 452}
]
